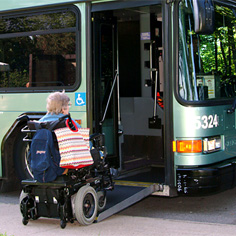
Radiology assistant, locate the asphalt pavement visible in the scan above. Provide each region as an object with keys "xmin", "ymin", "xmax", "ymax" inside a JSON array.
[{"xmin": 1, "ymin": 190, "xmax": 236, "ymax": 236}]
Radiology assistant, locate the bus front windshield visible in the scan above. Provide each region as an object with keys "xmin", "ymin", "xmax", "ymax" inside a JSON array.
[{"xmin": 179, "ymin": 0, "xmax": 236, "ymax": 102}]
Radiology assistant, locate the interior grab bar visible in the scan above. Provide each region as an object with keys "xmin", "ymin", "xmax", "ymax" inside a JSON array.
[{"xmin": 100, "ymin": 71, "xmax": 118, "ymax": 125}]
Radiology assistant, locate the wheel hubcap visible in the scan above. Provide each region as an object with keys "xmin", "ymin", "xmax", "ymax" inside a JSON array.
[{"xmin": 83, "ymin": 193, "xmax": 95, "ymax": 218}]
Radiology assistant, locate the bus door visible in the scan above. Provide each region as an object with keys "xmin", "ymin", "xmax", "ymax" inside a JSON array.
[
  {"xmin": 92, "ymin": 14, "xmax": 119, "ymax": 168},
  {"xmin": 91, "ymin": 3, "xmax": 171, "ymax": 221},
  {"xmin": 116, "ymin": 5, "xmax": 164, "ymax": 177},
  {"xmin": 92, "ymin": 3, "xmax": 165, "ymax": 183}
]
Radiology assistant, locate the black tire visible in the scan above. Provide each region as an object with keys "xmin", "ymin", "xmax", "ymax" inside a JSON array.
[
  {"xmin": 97, "ymin": 191, "xmax": 107, "ymax": 212},
  {"xmin": 74, "ymin": 185, "xmax": 98, "ymax": 225},
  {"xmin": 19, "ymin": 190, "xmax": 28, "ymax": 214},
  {"xmin": 60, "ymin": 220, "xmax": 66, "ymax": 229},
  {"xmin": 13, "ymin": 132, "xmax": 33, "ymax": 180},
  {"xmin": 22, "ymin": 218, "xmax": 28, "ymax": 226},
  {"xmin": 19, "ymin": 190, "xmax": 37, "ymax": 221},
  {"xmin": 19, "ymin": 190, "xmax": 28, "ymax": 204}
]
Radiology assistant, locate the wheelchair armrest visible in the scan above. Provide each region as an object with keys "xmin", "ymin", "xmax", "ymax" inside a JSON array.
[
  {"xmin": 90, "ymin": 133, "xmax": 101, "ymax": 140},
  {"xmin": 89, "ymin": 133, "xmax": 105, "ymax": 141},
  {"xmin": 90, "ymin": 133, "xmax": 105, "ymax": 149}
]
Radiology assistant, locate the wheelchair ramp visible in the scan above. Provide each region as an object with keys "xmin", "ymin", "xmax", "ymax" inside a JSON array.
[{"xmin": 96, "ymin": 181, "xmax": 156, "ymax": 222}]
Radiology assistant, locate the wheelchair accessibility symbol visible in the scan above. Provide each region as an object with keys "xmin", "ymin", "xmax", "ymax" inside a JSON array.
[{"xmin": 75, "ymin": 93, "xmax": 86, "ymax": 106}]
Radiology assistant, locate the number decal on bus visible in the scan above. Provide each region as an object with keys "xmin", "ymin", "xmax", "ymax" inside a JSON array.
[{"xmin": 195, "ymin": 115, "xmax": 219, "ymax": 129}]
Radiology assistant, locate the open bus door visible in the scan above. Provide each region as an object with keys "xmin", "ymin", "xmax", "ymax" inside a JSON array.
[
  {"xmin": 93, "ymin": 4, "xmax": 165, "ymax": 171},
  {"xmin": 91, "ymin": 1, "xmax": 176, "ymax": 219}
]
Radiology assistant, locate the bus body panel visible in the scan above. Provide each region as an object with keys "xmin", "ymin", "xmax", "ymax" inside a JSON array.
[
  {"xmin": 173, "ymin": 99, "xmax": 236, "ymax": 166},
  {"xmin": 173, "ymin": 98, "xmax": 236, "ymax": 194},
  {"xmin": 0, "ymin": 2, "xmax": 88, "ymax": 180}
]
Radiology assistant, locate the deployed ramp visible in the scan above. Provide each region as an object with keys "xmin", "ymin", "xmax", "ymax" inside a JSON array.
[{"xmin": 96, "ymin": 181, "xmax": 156, "ymax": 222}]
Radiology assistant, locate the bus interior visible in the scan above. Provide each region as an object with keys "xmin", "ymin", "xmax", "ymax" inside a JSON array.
[{"xmin": 92, "ymin": 4, "xmax": 165, "ymax": 186}]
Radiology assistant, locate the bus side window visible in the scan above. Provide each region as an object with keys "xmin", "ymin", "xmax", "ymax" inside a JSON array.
[{"xmin": 0, "ymin": 7, "xmax": 79, "ymax": 91}]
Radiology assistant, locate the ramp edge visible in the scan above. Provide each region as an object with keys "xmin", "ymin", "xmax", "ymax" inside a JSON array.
[{"xmin": 96, "ymin": 184, "xmax": 155, "ymax": 222}]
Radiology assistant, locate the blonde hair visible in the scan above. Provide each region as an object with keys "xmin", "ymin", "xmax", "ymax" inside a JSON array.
[{"xmin": 46, "ymin": 91, "xmax": 70, "ymax": 115}]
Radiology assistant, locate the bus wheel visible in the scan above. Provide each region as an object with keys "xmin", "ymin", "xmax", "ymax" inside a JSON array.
[
  {"xmin": 74, "ymin": 185, "xmax": 98, "ymax": 225},
  {"xmin": 13, "ymin": 132, "xmax": 33, "ymax": 180}
]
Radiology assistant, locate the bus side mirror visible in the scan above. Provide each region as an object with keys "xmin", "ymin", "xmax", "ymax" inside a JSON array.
[{"xmin": 192, "ymin": 0, "xmax": 215, "ymax": 34}]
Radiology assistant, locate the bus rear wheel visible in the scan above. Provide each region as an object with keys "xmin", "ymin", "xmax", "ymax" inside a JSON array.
[{"xmin": 13, "ymin": 132, "xmax": 33, "ymax": 180}]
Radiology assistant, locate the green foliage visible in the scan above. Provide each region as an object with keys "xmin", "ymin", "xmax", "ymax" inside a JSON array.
[
  {"xmin": 199, "ymin": 26, "xmax": 236, "ymax": 76},
  {"xmin": 0, "ymin": 233, "xmax": 14, "ymax": 236},
  {"xmin": 198, "ymin": 4, "xmax": 236, "ymax": 76},
  {"xmin": 0, "ymin": 70, "xmax": 28, "ymax": 88},
  {"xmin": 0, "ymin": 9, "xmax": 76, "ymax": 89},
  {"xmin": 199, "ymin": 35, "xmax": 216, "ymax": 74}
]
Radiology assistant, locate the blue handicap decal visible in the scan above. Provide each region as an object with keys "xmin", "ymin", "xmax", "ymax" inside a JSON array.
[{"xmin": 75, "ymin": 93, "xmax": 86, "ymax": 106}]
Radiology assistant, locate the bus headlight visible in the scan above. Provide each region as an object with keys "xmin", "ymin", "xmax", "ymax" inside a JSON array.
[{"xmin": 203, "ymin": 136, "xmax": 221, "ymax": 153}]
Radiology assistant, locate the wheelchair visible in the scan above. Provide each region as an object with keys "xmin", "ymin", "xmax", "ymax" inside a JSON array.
[{"xmin": 18, "ymin": 114, "xmax": 114, "ymax": 228}]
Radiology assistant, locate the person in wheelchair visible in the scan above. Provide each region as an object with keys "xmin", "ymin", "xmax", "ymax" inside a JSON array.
[
  {"xmin": 38, "ymin": 90, "xmax": 80, "ymax": 176},
  {"xmin": 29, "ymin": 90, "xmax": 104, "ymax": 181},
  {"xmin": 19, "ymin": 91, "xmax": 113, "ymax": 228}
]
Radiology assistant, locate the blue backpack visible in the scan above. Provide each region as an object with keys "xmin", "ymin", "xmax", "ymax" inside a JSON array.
[{"xmin": 29, "ymin": 121, "xmax": 64, "ymax": 183}]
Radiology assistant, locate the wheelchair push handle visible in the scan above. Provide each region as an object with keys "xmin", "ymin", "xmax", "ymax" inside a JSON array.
[
  {"xmin": 59, "ymin": 113, "xmax": 77, "ymax": 131},
  {"xmin": 59, "ymin": 114, "xmax": 70, "ymax": 121}
]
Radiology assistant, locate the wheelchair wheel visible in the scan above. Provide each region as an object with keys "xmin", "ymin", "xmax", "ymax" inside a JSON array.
[
  {"xmin": 19, "ymin": 190, "xmax": 28, "ymax": 211},
  {"xmin": 19, "ymin": 190, "xmax": 31, "ymax": 224},
  {"xmin": 97, "ymin": 191, "xmax": 107, "ymax": 212},
  {"xmin": 22, "ymin": 218, "xmax": 29, "ymax": 226},
  {"xmin": 19, "ymin": 190, "xmax": 37, "ymax": 221},
  {"xmin": 74, "ymin": 185, "xmax": 98, "ymax": 225},
  {"xmin": 60, "ymin": 220, "xmax": 66, "ymax": 229}
]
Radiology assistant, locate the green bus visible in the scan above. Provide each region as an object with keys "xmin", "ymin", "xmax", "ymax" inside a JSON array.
[{"xmin": 0, "ymin": 0, "xmax": 236, "ymax": 201}]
